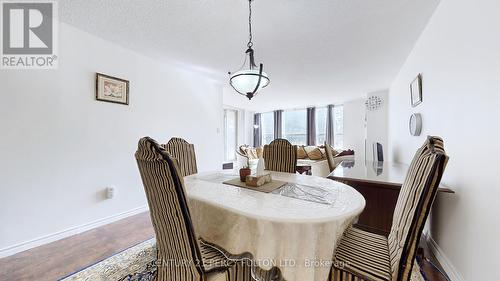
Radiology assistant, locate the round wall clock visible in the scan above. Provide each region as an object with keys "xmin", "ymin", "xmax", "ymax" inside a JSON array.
[{"xmin": 409, "ymin": 113, "xmax": 422, "ymax": 136}]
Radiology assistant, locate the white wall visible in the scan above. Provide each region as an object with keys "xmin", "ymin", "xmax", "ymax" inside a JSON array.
[
  {"xmin": 0, "ymin": 23, "xmax": 223, "ymax": 255},
  {"xmin": 366, "ymin": 90, "xmax": 389, "ymax": 161},
  {"xmin": 343, "ymin": 99, "xmax": 366, "ymax": 158},
  {"xmin": 388, "ymin": 0, "xmax": 500, "ymax": 279}
]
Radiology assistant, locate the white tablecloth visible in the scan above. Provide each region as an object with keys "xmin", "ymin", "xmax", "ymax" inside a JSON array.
[{"xmin": 184, "ymin": 171, "xmax": 365, "ymax": 281}]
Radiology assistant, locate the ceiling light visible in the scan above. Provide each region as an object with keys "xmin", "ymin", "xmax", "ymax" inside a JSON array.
[{"xmin": 229, "ymin": 0, "xmax": 269, "ymax": 100}]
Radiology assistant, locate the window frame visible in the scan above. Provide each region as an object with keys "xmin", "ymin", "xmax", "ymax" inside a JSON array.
[
  {"xmin": 315, "ymin": 106, "xmax": 328, "ymax": 145},
  {"xmin": 282, "ymin": 108, "xmax": 308, "ymax": 146},
  {"xmin": 256, "ymin": 104, "xmax": 344, "ymax": 148},
  {"xmin": 333, "ymin": 105, "xmax": 344, "ymax": 149},
  {"xmin": 260, "ymin": 111, "xmax": 274, "ymax": 145}
]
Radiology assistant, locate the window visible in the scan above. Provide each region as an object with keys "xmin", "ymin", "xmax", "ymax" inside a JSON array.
[
  {"xmin": 315, "ymin": 107, "xmax": 327, "ymax": 145},
  {"xmin": 282, "ymin": 109, "xmax": 307, "ymax": 145},
  {"xmin": 224, "ymin": 109, "xmax": 238, "ymax": 161},
  {"xmin": 333, "ymin": 105, "xmax": 344, "ymax": 149},
  {"xmin": 258, "ymin": 106, "xmax": 343, "ymax": 148},
  {"xmin": 261, "ymin": 112, "xmax": 274, "ymax": 145}
]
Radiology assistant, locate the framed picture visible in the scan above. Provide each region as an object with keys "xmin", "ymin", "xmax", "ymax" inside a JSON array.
[
  {"xmin": 410, "ymin": 74, "xmax": 422, "ymax": 107},
  {"xmin": 95, "ymin": 73, "xmax": 129, "ymax": 105}
]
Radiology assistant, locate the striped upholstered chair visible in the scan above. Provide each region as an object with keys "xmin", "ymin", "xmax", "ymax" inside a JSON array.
[
  {"xmin": 136, "ymin": 137, "xmax": 283, "ymax": 281},
  {"xmin": 163, "ymin": 137, "xmax": 198, "ymax": 177},
  {"xmin": 324, "ymin": 142, "xmax": 337, "ymax": 173},
  {"xmin": 330, "ymin": 136, "xmax": 448, "ymax": 281},
  {"xmin": 263, "ymin": 139, "xmax": 297, "ymax": 173}
]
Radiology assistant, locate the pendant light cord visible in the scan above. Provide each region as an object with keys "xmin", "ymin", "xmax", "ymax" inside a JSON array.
[{"xmin": 247, "ymin": 0, "xmax": 253, "ymax": 48}]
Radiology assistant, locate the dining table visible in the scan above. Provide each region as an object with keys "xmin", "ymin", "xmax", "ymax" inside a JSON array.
[{"xmin": 184, "ymin": 170, "xmax": 366, "ymax": 281}]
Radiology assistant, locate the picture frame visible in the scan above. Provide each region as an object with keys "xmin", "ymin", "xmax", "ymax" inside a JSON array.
[
  {"xmin": 410, "ymin": 74, "xmax": 422, "ymax": 107},
  {"xmin": 95, "ymin": 73, "xmax": 129, "ymax": 105}
]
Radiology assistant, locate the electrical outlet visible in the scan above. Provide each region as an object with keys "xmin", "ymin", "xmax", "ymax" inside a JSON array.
[{"xmin": 106, "ymin": 186, "xmax": 115, "ymax": 199}]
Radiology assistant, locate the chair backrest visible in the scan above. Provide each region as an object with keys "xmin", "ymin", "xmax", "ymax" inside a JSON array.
[
  {"xmin": 263, "ymin": 139, "xmax": 297, "ymax": 173},
  {"xmin": 388, "ymin": 136, "xmax": 448, "ymax": 281},
  {"xmin": 164, "ymin": 137, "xmax": 198, "ymax": 177},
  {"xmin": 135, "ymin": 137, "xmax": 204, "ymax": 281},
  {"xmin": 373, "ymin": 142, "xmax": 384, "ymax": 162},
  {"xmin": 324, "ymin": 142, "xmax": 337, "ymax": 172}
]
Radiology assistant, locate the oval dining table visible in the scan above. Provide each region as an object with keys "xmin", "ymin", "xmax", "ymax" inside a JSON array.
[{"xmin": 184, "ymin": 171, "xmax": 365, "ymax": 281}]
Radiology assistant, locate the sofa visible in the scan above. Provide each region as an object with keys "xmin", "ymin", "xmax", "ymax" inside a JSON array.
[
  {"xmin": 236, "ymin": 145, "xmax": 262, "ymax": 171},
  {"xmin": 236, "ymin": 144, "xmax": 354, "ymax": 177}
]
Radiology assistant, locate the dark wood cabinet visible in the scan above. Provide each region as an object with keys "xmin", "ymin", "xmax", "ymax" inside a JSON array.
[
  {"xmin": 336, "ymin": 180, "xmax": 399, "ymax": 235},
  {"xmin": 329, "ymin": 161, "xmax": 453, "ymax": 236}
]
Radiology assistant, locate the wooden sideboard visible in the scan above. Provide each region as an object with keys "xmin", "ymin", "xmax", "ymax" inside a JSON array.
[{"xmin": 328, "ymin": 160, "xmax": 454, "ymax": 236}]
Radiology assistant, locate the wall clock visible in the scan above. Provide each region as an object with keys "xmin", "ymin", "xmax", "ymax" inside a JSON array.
[
  {"xmin": 365, "ymin": 96, "xmax": 383, "ymax": 111},
  {"xmin": 409, "ymin": 113, "xmax": 422, "ymax": 136}
]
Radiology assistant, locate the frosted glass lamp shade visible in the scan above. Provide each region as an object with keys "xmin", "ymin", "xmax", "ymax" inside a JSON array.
[{"xmin": 229, "ymin": 69, "xmax": 269, "ymax": 99}]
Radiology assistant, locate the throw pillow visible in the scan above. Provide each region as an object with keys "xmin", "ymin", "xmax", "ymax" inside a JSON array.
[
  {"xmin": 304, "ymin": 146, "xmax": 325, "ymax": 160},
  {"xmin": 297, "ymin": 146, "xmax": 308, "ymax": 159},
  {"xmin": 256, "ymin": 147, "xmax": 263, "ymax": 158},
  {"xmin": 247, "ymin": 148, "xmax": 258, "ymax": 160}
]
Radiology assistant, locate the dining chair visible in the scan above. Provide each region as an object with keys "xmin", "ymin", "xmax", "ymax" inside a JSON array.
[
  {"xmin": 373, "ymin": 142, "xmax": 384, "ymax": 162},
  {"xmin": 263, "ymin": 139, "xmax": 297, "ymax": 173},
  {"xmin": 136, "ymin": 137, "xmax": 283, "ymax": 281},
  {"xmin": 329, "ymin": 136, "xmax": 448, "ymax": 281},
  {"xmin": 163, "ymin": 137, "xmax": 198, "ymax": 177},
  {"xmin": 324, "ymin": 142, "xmax": 337, "ymax": 173}
]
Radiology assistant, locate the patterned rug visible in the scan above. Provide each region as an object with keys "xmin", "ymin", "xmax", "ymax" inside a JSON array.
[
  {"xmin": 59, "ymin": 238, "xmax": 157, "ymax": 281},
  {"xmin": 59, "ymin": 238, "xmax": 427, "ymax": 281}
]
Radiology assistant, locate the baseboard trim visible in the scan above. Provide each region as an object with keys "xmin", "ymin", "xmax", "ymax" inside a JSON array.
[
  {"xmin": 425, "ymin": 234, "xmax": 465, "ymax": 281},
  {"xmin": 0, "ymin": 205, "xmax": 149, "ymax": 258}
]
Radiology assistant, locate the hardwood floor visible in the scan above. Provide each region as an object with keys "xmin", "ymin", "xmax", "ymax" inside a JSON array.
[
  {"xmin": 0, "ymin": 212, "xmax": 154, "ymax": 281},
  {"xmin": 0, "ymin": 211, "xmax": 449, "ymax": 281}
]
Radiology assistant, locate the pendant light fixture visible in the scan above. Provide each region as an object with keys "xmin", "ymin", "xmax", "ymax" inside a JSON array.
[{"xmin": 229, "ymin": 0, "xmax": 269, "ymax": 100}]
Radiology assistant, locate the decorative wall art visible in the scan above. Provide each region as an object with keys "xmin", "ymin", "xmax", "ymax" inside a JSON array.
[
  {"xmin": 365, "ymin": 95, "xmax": 383, "ymax": 111},
  {"xmin": 410, "ymin": 74, "xmax": 422, "ymax": 107},
  {"xmin": 96, "ymin": 73, "xmax": 129, "ymax": 105}
]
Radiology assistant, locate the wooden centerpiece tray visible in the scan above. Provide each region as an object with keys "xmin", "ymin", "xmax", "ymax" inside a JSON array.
[{"xmin": 223, "ymin": 177, "xmax": 287, "ymax": 193}]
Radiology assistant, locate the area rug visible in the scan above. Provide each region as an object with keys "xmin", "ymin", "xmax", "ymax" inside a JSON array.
[
  {"xmin": 58, "ymin": 238, "xmax": 157, "ymax": 281},
  {"xmin": 59, "ymin": 238, "xmax": 427, "ymax": 281}
]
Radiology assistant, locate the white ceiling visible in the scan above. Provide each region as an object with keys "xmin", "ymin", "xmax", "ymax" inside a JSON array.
[{"xmin": 59, "ymin": 0, "xmax": 440, "ymax": 111}]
